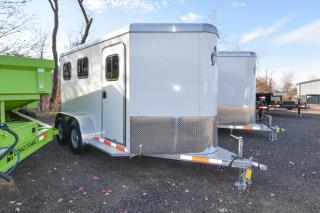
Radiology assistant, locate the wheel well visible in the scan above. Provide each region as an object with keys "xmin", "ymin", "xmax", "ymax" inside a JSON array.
[{"xmin": 55, "ymin": 113, "xmax": 80, "ymax": 129}]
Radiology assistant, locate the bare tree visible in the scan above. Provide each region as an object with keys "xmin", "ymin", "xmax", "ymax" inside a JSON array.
[
  {"xmin": 207, "ymin": 10, "xmax": 227, "ymax": 45},
  {"xmin": 281, "ymin": 71, "xmax": 296, "ymax": 99},
  {"xmin": 256, "ymin": 70, "xmax": 276, "ymax": 93},
  {"xmin": 77, "ymin": 0, "xmax": 93, "ymax": 45},
  {"xmin": 66, "ymin": 27, "xmax": 82, "ymax": 49},
  {"xmin": 227, "ymin": 37, "xmax": 247, "ymax": 51},
  {"xmin": 0, "ymin": 0, "xmax": 35, "ymax": 55},
  {"xmin": 32, "ymin": 29, "xmax": 49, "ymax": 59},
  {"xmin": 32, "ymin": 30, "xmax": 50, "ymax": 112},
  {"xmin": 66, "ymin": 1, "xmax": 93, "ymax": 49},
  {"xmin": 48, "ymin": 0, "xmax": 59, "ymax": 108}
]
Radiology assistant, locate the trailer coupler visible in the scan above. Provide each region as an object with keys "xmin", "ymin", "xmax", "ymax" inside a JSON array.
[{"xmin": 0, "ymin": 123, "xmax": 20, "ymax": 181}]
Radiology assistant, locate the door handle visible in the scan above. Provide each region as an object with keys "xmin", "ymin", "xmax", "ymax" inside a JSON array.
[{"xmin": 102, "ymin": 90, "xmax": 107, "ymax": 99}]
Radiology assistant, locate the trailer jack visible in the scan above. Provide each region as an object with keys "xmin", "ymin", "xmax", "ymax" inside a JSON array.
[
  {"xmin": 264, "ymin": 114, "xmax": 285, "ymax": 141},
  {"xmin": 230, "ymin": 130, "xmax": 257, "ymax": 190},
  {"xmin": 235, "ymin": 167, "xmax": 252, "ymax": 190}
]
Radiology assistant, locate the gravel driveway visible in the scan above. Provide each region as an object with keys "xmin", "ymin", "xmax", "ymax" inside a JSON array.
[{"xmin": 0, "ymin": 110, "xmax": 319, "ymax": 213}]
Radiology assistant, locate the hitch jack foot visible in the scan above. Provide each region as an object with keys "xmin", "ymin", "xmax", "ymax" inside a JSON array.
[{"xmin": 235, "ymin": 167, "xmax": 252, "ymax": 191}]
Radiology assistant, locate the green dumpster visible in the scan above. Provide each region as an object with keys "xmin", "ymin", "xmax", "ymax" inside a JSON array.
[{"xmin": 0, "ymin": 55, "xmax": 58, "ymax": 181}]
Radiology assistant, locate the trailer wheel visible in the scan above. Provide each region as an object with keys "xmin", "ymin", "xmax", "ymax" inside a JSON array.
[
  {"xmin": 67, "ymin": 122, "xmax": 87, "ymax": 154},
  {"xmin": 55, "ymin": 117, "xmax": 67, "ymax": 145}
]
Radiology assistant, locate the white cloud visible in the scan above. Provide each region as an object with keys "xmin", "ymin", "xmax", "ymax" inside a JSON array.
[
  {"xmin": 240, "ymin": 16, "xmax": 291, "ymax": 43},
  {"xmin": 161, "ymin": 0, "xmax": 167, "ymax": 7},
  {"xmin": 84, "ymin": 0, "xmax": 106, "ymax": 10},
  {"xmin": 231, "ymin": 1, "xmax": 246, "ymax": 8},
  {"xmin": 84, "ymin": 0, "xmax": 159, "ymax": 12},
  {"xmin": 180, "ymin": 12, "xmax": 200, "ymax": 23},
  {"xmin": 178, "ymin": 0, "xmax": 185, "ymax": 4},
  {"xmin": 275, "ymin": 19, "xmax": 320, "ymax": 45}
]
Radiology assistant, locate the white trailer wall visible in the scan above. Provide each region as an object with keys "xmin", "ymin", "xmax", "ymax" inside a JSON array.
[
  {"xmin": 60, "ymin": 33, "xmax": 130, "ymax": 137},
  {"xmin": 217, "ymin": 51, "xmax": 257, "ymax": 125},
  {"xmin": 129, "ymin": 33, "xmax": 217, "ymax": 117},
  {"xmin": 128, "ymin": 29, "xmax": 219, "ymax": 154}
]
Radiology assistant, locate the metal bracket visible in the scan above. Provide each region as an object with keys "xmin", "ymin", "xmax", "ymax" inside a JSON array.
[{"xmin": 264, "ymin": 114, "xmax": 285, "ymax": 141}]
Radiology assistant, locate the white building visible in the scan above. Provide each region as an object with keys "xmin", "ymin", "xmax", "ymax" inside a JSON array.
[{"xmin": 297, "ymin": 79, "xmax": 320, "ymax": 104}]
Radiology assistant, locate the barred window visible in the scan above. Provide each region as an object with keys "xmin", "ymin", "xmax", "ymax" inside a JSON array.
[
  {"xmin": 77, "ymin": 57, "xmax": 89, "ymax": 79},
  {"xmin": 63, "ymin": 62, "xmax": 71, "ymax": 80},
  {"xmin": 106, "ymin": 55, "xmax": 119, "ymax": 81}
]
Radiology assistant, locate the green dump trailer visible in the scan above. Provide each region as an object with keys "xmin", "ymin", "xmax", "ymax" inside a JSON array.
[{"xmin": 0, "ymin": 55, "xmax": 57, "ymax": 181}]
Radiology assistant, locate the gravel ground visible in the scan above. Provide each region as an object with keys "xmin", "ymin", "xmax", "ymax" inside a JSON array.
[{"xmin": 0, "ymin": 110, "xmax": 319, "ymax": 213}]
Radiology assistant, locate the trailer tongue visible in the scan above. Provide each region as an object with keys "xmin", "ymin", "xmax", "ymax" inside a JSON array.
[{"xmin": 0, "ymin": 55, "xmax": 57, "ymax": 181}]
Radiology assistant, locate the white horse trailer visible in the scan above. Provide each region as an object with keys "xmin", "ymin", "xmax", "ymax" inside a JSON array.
[
  {"xmin": 217, "ymin": 51, "xmax": 283, "ymax": 141},
  {"xmin": 56, "ymin": 24, "xmax": 266, "ymax": 189}
]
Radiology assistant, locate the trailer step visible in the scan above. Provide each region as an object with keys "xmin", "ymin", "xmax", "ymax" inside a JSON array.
[{"xmin": 85, "ymin": 140, "xmax": 131, "ymax": 157}]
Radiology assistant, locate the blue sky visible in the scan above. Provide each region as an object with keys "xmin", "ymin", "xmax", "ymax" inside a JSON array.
[{"xmin": 28, "ymin": 0, "xmax": 320, "ymax": 85}]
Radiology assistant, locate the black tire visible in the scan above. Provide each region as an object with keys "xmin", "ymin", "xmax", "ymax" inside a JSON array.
[
  {"xmin": 67, "ymin": 121, "xmax": 87, "ymax": 154},
  {"xmin": 55, "ymin": 117, "xmax": 67, "ymax": 145}
]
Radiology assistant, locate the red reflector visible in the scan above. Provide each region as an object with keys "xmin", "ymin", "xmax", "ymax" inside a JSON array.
[
  {"xmin": 43, "ymin": 133, "xmax": 48, "ymax": 139},
  {"xmin": 104, "ymin": 140, "xmax": 111, "ymax": 145},
  {"xmin": 116, "ymin": 145, "xmax": 126, "ymax": 152}
]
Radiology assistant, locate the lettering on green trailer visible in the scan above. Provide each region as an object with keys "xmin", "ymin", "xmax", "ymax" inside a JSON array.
[{"xmin": 6, "ymin": 140, "xmax": 37, "ymax": 163}]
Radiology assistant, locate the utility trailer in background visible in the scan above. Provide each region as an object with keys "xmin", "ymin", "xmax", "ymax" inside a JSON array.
[
  {"xmin": 0, "ymin": 55, "xmax": 57, "ymax": 181},
  {"xmin": 256, "ymin": 92, "xmax": 310, "ymax": 118},
  {"xmin": 56, "ymin": 23, "xmax": 266, "ymax": 189},
  {"xmin": 217, "ymin": 51, "xmax": 283, "ymax": 141}
]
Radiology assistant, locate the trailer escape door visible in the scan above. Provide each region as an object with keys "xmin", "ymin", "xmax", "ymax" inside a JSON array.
[{"xmin": 102, "ymin": 44, "xmax": 125, "ymax": 145}]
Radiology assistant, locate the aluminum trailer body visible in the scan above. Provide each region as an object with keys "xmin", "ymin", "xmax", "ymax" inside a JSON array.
[
  {"xmin": 56, "ymin": 24, "xmax": 266, "ymax": 189},
  {"xmin": 217, "ymin": 51, "xmax": 282, "ymax": 141},
  {"xmin": 217, "ymin": 51, "xmax": 257, "ymax": 125}
]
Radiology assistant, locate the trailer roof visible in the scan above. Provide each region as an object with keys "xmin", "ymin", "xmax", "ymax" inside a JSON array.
[
  {"xmin": 296, "ymin": 78, "xmax": 320, "ymax": 85},
  {"xmin": 61, "ymin": 23, "xmax": 218, "ymax": 57},
  {"xmin": 218, "ymin": 51, "xmax": 257, "ymax": 58}
]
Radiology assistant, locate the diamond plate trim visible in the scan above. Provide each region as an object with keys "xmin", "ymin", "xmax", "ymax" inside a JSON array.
[{"xmin": 130, "ymin": 116, "xmax": 217, "ymax": 154}]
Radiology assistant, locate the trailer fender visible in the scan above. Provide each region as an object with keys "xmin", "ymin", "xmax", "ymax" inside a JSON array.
[{"xmin": 55, "ymin": 112, "xmax": 97, "ymax": 142}]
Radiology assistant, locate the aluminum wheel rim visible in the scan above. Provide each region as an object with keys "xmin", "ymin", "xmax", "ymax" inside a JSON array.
[{"xmin": 70, "ymin": 128, "xmax": 79, "ymax": 148}]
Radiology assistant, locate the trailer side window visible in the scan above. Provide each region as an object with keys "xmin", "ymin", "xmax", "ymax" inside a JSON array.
[
  {"xmin": 77, "ymin": 57, "xmax": 89, "ymax": 79},
  {"xmin": 63, "ymin": 62, "xmax": 72, "ymax": 80},
  {"xmin": 106, "ymin": 55, "xmax": 119, "ymax": 81}
]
